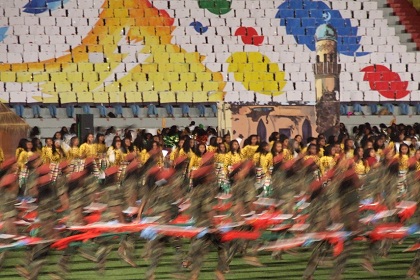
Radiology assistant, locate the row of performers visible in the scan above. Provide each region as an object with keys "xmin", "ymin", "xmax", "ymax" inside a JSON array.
[
  {"xmin": 0, "ymin": 141, "xmax": 420, "ymax": 279},
  {"xmin": 13, "ymin": 132, "xmax": 420, "ymax": 186}
]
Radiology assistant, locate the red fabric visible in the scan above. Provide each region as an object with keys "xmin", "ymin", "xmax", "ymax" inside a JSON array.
[
  {"xmin": 245, "ymin": 211, "xmax": 283, "ymax": 229},
  {"xmin": 221, "ymin": 230, "xmax": 261, "ymax": 242},
  {"xmin": 22, "ymin": 210, "xmax": 38, "ymax": 221},
  {"xmin": 370, "ymin": 223, "xmax": 407, "ymax": 241},
  {"xmin": 84, "ymin": 212, "xmax": 101, "ymax": 224},
  {"xmin": 52, "ymin": 232, "xmax": 101, "ymax": 250},
  {"xmin": 366, "ymin": 157, "xmax": 377, "ymax": 167},
  {"xmin": 359, "ymin": 203, "xmax": 388, "ymax": 213},
  {"xmin": 405, "ymin": 243, "xmax": 420, "ymax": 252},
  {"xmin": 171, "ymin": 215, "xmax": 191, "ymax": 224},
  {"xmin": 398, "ymin": 205, "xmax": 417, "ymax": 222},
  {"xmin": 0, "ymin": 174, "xmax": 17, "ymax": 188}
]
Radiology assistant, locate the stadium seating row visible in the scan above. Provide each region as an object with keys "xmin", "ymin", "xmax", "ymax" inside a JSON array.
[{"xmin": 3, "ymin": 88, "xmax": 419, "ymax": 103}]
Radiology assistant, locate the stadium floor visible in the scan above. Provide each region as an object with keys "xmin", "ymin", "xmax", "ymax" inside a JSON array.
[{"xmin": 0, "ymin": 240, "xmax": 416, "ymax": 279}]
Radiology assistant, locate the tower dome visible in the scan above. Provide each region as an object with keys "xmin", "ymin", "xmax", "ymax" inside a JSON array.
[{"xmin": 315, "ymin": 23, "xmax": 337, "ymax": 42}]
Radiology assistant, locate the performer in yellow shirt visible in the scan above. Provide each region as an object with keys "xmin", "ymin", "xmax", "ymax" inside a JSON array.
[
  {"xmin": 207, "ymin": 137, "xmax": 218, "ymax": 153},
  {"xmin": 51, "ymin": 140, "xmax": 67, "ymax": 164},
  {"xmin": 106, "ymin": 137, "xmax": 124, "ymax": 167},
  {"xmin": 317, "ymin": 137, "xmax": 327, "ymax": 158},
  {"xmin": 215, "ymin": 142, "xmax": 228, "ymax": 165},
  {"xmin": 16, "ymin": 139, "xmax": 35, "ymax": 170},
  {"xmin": 15, "ymin": 138, "xmax": 27, "ymax": 160},
  {"xmin": 95, "ymin": 133, "xmax": 107, "ymax": 155},
  {"xmin": 189, "ymin": 143, "xmax": 207, "ymax": 172},
  {"xmin": 353, "ymin": 147, "xmax": 369, "ymax": 177},
  {"xmin": 268, "ymin": 132, "xmax": 280, "ymax": 149},
  {"xmin": 224, "ymin": 140, "xmax": 243, "ymax": 173},
  {"xmin": 241, "ymin": 134, "xmax": 259, "ymax": 160},
  {"xmin": 270, "ymin": 141, "xmax": 283, "ymax": 157},
  {"xmin": 79, "ymin": 133, "xmax": 97, "ymax": 159},
  {"xmin": 141, "ymin": 141, "xmax": 164, "ymax": 167},
  {"xmin": 319, "ymin": 145, "xmax": 337, "ymax": 176},
  {"xmin": 169, "ymin": 138, "xmax": 186, "ymax": 164},
  {"xmin": 341, "ymin": 139, "xmax": 354, "ymax": 159},
  {"xmin": 397, "ymin": 143, "xmax": 410, "ymax": 173},
  {"xmin": 67, "ymin": 136, "xmax": 81, "ymax": 161},
  {"xmin": 409, "ymin": 136, "xmax": 418, "ymax": 157},
  {"xmin": 278, "ymin": 135, "xmax": 294, "ymax": 161},
  {"xmin": 41, "ymin": 138, "xmax": 54, "ymax": 164},
  {"xmin": 373, "ymin": 136, "xmax": 386, "ymax": 160},
  {"xmin": 32, "ymin": 138, "xmax": 42, "ymax": 154},
  {"xmin": 252, "ymin": 141, "xmax": 273, "ymax": 174},
  {"xmin": 303, "ymin": 144, "xmax": 320, "ymax": 167},
  {"xmin": 223, "ymin": 133, "xmax": 231, "ymax": 152}
]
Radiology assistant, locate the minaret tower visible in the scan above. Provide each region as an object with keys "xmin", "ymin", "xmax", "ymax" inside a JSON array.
[{"xmin": 313, "ymin": 13, "xmax": 341, "ymax": 138}]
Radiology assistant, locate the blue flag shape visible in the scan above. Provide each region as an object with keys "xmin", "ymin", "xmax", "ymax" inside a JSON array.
[
  {"xmin": 276, "ymin": 0, "xmax": 369, "ymax": 56},
  {"xmin": 23, "ymin": 0, "xmax": 69, "ymax": 14},
  {"xmin": 0, "ymin": 27, "xmax": 9, "ymax": 42}
]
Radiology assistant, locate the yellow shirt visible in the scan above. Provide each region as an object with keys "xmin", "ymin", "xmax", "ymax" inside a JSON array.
[
  {"xmin": 15, "ymin": 147, "xmax": 25, "ymax": 159},
  {"xmin": 95, "ymin": 143, "xmax": 107, "ymax": 154},
  {"xmin": 51, "ymin": 150, "xmax": 66, "ymax": 164},
  {"xmin": 253, "ymin": 152, "xmax": 273, "ymax": 174},
  {"xmin": 207, "ymin": 146, "xmax": 217, "ymax": 153},
  {"xmin": 283, "ymin": 149, "xmax": 293, "ymax": 161},
  {"xmin": 224, "ymin": 142, "xmax": 230, "ymax": 152},
  {"xmin": 178, "ymin": 148, "xmax": 194, "ymax": 159},
  {"xmin": 354, "ymin": 159, "xmax": 369, "ymax": 176},
  {"xmin": 67, "ymin": 147, "xmax": 81, "ymax": 161},
  {"xmin": 215, "ymin": 153, "xmax": 227, "ymax": 164},
  {"xmin": 319, "ymin": 156, "xmax": 336, "ymax": 176},
  {"xmin": 41, "ymin": 146, "xmax": 53, "ymax": 164},
  {"xmin": 141, "ymin": 149, "xmax": 163, "ymax": 167},
  {"xmin": 398, "ymin": 154, "xmax": 410, "ymax": 172},
  {"xmin": 189, "ymin": 154, "xmax": 202, "ymax": 171},
  {"xmin": 224, "ymin": 152, "xmax": 243, "ymax": 170},
  {"xmin": 318, "ymin": 147, "xmax": 325, "ymax": 158},
  {"xmin": 79, "ymin": 143, "xmax": 97, "ymax": 158},
  {"xmin": 17, "ymin": 150, "xmax": 34, "ymax": 169},
  {"xmin": 140, "ymin": 149, "xmax": 149, "ymax": 164},
  {"xmin": 241, "ymin": 145, "xmax": 258, "ymax": 160},
  {"xmin": 304, "ymin": 155, "xmax": 320, "ymax": 167},
  {"xmin": 169, "ymin": 147, "xmax": 185, "ymax": 162}
]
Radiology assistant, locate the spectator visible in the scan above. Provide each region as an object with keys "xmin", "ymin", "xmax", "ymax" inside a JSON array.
[
  {"xmin": 48, "ymin": 104, "xmax": 57, "ymax": 118},
  {"xmin": 147, "ymin": 104, "xmax": 158, "ymax": 118},
  {"xmin": 114, "ymin": 104, "xmax": 124, "ymax": 118},
  {"xmin": 165, "ymin": 104, "xmax": 174, "ymax": 118},
  {"xmin": 31, "ymin": 104, "xmax": 42, "ymax": 118},
  {"xmin": 97, "ymin": 104, "xmax": 107, "ymax": 118},
  {"xmin": 197, "ymin": 104, "xmax": 205, "ymax": 117},
  {"xmin": 130, "ymin": 103, "xmax": 141, "ymax": 117},
  {"xmin": 66, "ymin": 104, "xmax": 75, "ymax": 118},
  {"xmin": 82, "ymin": 105, "xmax": 91, "ymax": 114},
  {"xmin": 181, "ymin": 104, "xmax": 190, "ymax": 118},
  {"xmin": 14, "ymin": 103, "xmax": 25, "ymax": 118}
]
